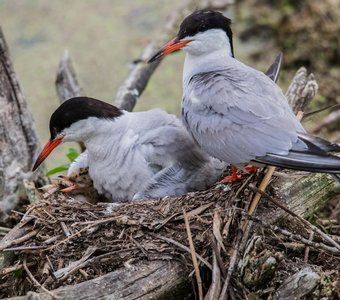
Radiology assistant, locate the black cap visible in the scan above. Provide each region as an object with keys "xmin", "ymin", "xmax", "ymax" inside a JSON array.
[
  {"xmin": 177, "ymin": 10, "xmax": 234, "ymax": 57},
  {"xmin": 49, "ymin": 97, "xmax": 123, "ymax": 139}
]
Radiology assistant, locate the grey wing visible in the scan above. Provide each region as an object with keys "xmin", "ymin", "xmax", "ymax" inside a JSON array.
[
  {"xmin": 133, "ymin": 157, "xmax": 226, "ymax": 200},
  {"xmin": 136, "ymin": 109, "xmax": 209, "ymax": 170},
  {"xmin": 131, "ymin": 109, "xmax": 227, "ymax": 200},
  {"xmin": 183, "ymin": 66, "xmax": 305, "ymax": 165}
]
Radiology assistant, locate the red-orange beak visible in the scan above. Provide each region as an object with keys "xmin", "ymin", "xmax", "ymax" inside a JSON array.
[
  {"xmin": 148, "ymin": 38, "xmax": 192, "ymax": 63},
  {"xmin": 32, "ymin": 137, "xmax": 63, "ymax": 171}
]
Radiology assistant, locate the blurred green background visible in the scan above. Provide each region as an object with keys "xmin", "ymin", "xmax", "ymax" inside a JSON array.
[
  {"xmin": 0, "ymin": 0, "xmax": 186, "ymax": 169},
  {"xmin": 0, "ymin": 0, "xmax": 339, "ymax": 171}
]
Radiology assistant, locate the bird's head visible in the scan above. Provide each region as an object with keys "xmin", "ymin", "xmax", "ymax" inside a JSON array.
[
  {"xmin": 148, "ymin": 10, "xmax": 234, "ymax": 62},
  {"xmin": 32, "ymin": 97, "xmax": 123, "ymax": 171}
]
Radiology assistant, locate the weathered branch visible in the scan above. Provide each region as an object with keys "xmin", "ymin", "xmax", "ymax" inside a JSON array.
[
  {"xmin": 113, "ymin": 0, "xmax": 234, "ymax": 111},
  {"xmin": 55, "ymin": 50, "xmax": 85, "ymax": 151},
  {"xmin": 55, "ymin": 50, "xmax": 83, "ymax": 103},
  {"xmin": 311, "ymin": 106, "xmax": 340, "ymax": 134},
  {"xmin": 286, "ymin": 67, "xmax": 318, "ymax": 113},
  {"xmin": 0, "ymin": 27, "xmax": 47, "ymax": 217}
]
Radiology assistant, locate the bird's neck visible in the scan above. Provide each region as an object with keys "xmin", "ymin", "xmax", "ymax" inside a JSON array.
[{"xmin": 183, "ymin": 48, "xmax": 233, "ymax": 82}]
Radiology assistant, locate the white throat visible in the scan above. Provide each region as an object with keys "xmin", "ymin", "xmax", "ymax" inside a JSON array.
[{"xmin": 182, "ymin": 29, "xmax": 233, "ymax": 81}]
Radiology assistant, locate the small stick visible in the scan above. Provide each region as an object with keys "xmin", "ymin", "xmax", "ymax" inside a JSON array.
[
  {"xmin": 304, "ymin": 231, "xmax": 314, "ymax": 263},
  {"xmin": 23, "ymin": 258, "xmax": 55, "ymax": 298},
  {"xmin": 0, "ymin": 229, "xmax": 39, "ymax": 251},
  {"xmin": 149, "ymin": 232, "xmax": 212, "ymax": 270},
  {"xmin": 60, "ymin": 221, "xmax": 71, "ymax": 237},
  {"xmin": 1, "ymin": 262, "xmax": 36, "ymax": 275},
  {"xmin": 3, "ymin": 245, "xmax": 47, "ymax": 252},
  {"xmin": 219, "ymin": 228, "xmax": 243, "ymax": 300},
  {"xmin": 0, "ymin": 226, "xmax": 11, "ymax": 235},
  {"xmin": 248, "ymin": 184, "xmax": 340, "ymax": 251},
  {"xmin": 183, "ymin": 209, "xmax": 203, "ymax": 300}
]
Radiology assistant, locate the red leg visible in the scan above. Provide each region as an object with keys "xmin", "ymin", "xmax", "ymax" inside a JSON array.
[
  {"xmin": 220, "ymin": 165, "xmax": 242, "ymax": 183},
  {"xmin": 60, "ymin": 184, "xmax": 77, "ymax": 193},
  {"xmin": 243, "ymin": 165, "xmax": 258, "ymax": 174}
]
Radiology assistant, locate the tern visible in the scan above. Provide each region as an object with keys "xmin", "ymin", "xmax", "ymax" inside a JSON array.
[
  {"xmin": 32, "ymin": 97, "xmax": 226, "ymax": 202},
  {"xmin": 149, "ymin": 10, "xmax": 340, "ymax": 180}
]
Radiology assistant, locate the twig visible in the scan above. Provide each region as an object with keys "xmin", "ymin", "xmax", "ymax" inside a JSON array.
[
  {"xmin": 23, "ymin": 258, "xmax": 56, "ymax": 298},
  {"xmin": 3, "ymin": 245, "xmax": 47, "ymax": 252},
  {"xmin": 246, "ymin": 214, "xmax": 339, "ymax": 255},
  {"xmin": 312, "ymin": 107, "xmax": 340, "ymax": 133},
  {"xmin": 219, "ymin": 228, "xmax": 244, "ymax": 300},
  {"xmin": 149, "ymin": 232, "xmax": 212, "ymax": 270},
  {"xmin": 206, "ymin": 249, "xmax": 221, "ymax": 300},
  {"xmin": 1, "ymin": 261, "xmax": 36, "ymax": 275},
  {"xmin": 0, "ymin": 229, "xmax": 39, "ymax": 251},
  {"xmin": 60, "ymin": 221, "xmax": 71, "ymax": 237},
  {"xmin": 304, "ymin": 231, "xmax": 314, "ymax": 263},
  {"xmin": 210, "ymin": 239, "xmax": 227, "ymax": 278},
  {"xmin": 45, "ymin": 216, "xmax": 120, "ymax": 251},
  {"xmin": 248, "ymin": 166, "xmax": 275, "ymax": 216},
  {"xmin": 0, "ymin": 225, "xmax": 11, "ymax": 236},
  {"xmin": 248, "ymin": 184, "xmax": 340, "ymax": 251},
  {"xmin": 183, "ymin": 209, "xmax": 203, "ymax": 300},
  {"xmin": 53, "ymin": 246, "xmax": 97, "ymax": 281}
]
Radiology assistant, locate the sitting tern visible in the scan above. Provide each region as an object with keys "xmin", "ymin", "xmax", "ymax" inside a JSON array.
[
  {"xmin": 149, "ymin": 10, "xmax": 340, "ymax": 180},
  {"xmin": 32, "ymin": 97, "xmax": 226, "ymax": 202}
]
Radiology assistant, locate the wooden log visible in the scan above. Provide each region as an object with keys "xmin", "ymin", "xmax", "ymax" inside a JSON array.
[
  {"xmin": 4, "ymin": 260, "xmax": 191, "ymax": 300},
  {"xmin": 273, "ymin": 267, "xmax": 320, "ymax": 300},
  {"xmin": 0, "ymin": 28, "xmax": 47, "ymax": 218}
]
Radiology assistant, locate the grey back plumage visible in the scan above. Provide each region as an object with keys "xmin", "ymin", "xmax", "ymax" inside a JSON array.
[
  {"xmin": 182, "ymin": 58, "xmax": 305, "ymax": 165},
  {"xmin": 69, "ymin": 108, "xmax": 226, "ymax": 202}
]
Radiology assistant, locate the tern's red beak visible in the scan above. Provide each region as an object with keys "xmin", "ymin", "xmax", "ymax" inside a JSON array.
[
  {"xmin": 148, "ymin": 38, "xmax": 192, "ymax": 63},
  {"xmin": 32, "ymin": 137, "xmax": 63, "ymax": 171}
]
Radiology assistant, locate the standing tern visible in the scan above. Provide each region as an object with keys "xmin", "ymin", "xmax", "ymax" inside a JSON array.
[
  {"xmin": 32, "ymin": 97, "xmax": 226, "ymax": 202},
  {"xmin": 149, "ymin": 10, "xmax": 340, "ymax": 180}
]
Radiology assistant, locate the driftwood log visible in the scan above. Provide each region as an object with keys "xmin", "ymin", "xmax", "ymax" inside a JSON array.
[{"xmin": 0, "ymin": 0, "xmax": 340, "ymax": 298}]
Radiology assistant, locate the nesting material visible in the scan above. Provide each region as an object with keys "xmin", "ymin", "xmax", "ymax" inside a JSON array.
[{"xmin": 0, "ymin": 171, "xmax": 338, "ymax": 299}]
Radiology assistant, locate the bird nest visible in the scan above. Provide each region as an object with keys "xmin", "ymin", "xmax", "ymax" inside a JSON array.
[{"xmin": 0, "ymin": 171, "xmax": 339, "ymax": 299}]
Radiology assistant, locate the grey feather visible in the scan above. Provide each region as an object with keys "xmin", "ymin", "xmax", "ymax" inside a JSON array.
[
  {"xmin": 68, "ymin": 108, "xmax": 226, "ymax": 202},
  {"xmin": 182, "ymin": 50, "xmax": 340, "ymax": 176},
  {"xmin": 183, "ymin": 61, "xmax": 305, "ymax": 165}
]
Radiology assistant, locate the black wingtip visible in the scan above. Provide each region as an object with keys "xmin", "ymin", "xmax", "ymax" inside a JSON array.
[{"xmin": 265, "ymin": 52, "xmax": 283, "ymax": 83}]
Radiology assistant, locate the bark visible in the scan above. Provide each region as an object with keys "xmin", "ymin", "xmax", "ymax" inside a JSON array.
[
  {"xmin": 55, "ymin": 50, "xmax": 85, "ymax": 151},
  {"xmin": 0, "ymin": 28, "xmax": 46, "ymax": 217},
  {"xmin": 5, "ymin": 260, "xmax": 190, "ymax": 300},
  {"xmin": 273, "ymin": 267, "xmax": 320, "ymax": 300},
  {"xmin": 55, "ymin": 50, "xmax": 83, "ymax": 103}
]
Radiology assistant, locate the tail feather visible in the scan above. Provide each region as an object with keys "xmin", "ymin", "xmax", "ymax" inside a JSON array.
[
  {"xmin": 254, "ymin": 151, "xmax": 340, "ymax": 173},
  {"xmin": 298, "ymin": 133, "xmax": 340, "ymax": 153}
]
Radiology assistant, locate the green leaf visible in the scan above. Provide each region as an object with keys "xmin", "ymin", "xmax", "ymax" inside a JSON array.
[
  {"xmin": 66, "ymin": 148, "xmax": 79, "ymax": 162},
  {"xmin": 46, "ymin": 164, "xmax": 70, "ymax": 176}
]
